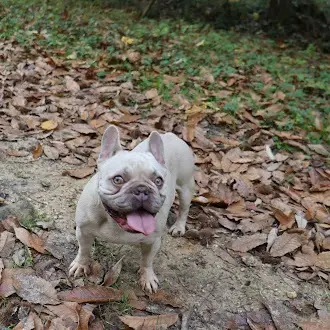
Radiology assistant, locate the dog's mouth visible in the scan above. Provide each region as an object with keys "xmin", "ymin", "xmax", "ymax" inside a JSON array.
[{"xmin": 102, "ymin": 203, "xmax": 156, "ymax": 236}]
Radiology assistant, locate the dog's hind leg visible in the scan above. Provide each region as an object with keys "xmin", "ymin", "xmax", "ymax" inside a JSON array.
[{"xmin": 169, "ymin": 176, "xmax": 195, "ymax": 236}]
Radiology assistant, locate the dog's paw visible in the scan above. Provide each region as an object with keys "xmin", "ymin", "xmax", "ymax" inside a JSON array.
[
  {"xmin": 139, "ymin": 267, "xmax": 159, "ymax": 293},
  {"xmin": 169, "ymin": 222, "xmax": 186, "ymax": 236},
  {"xmin": 69, "ymin": 259, "xmax": 91, "ymax": 277}
]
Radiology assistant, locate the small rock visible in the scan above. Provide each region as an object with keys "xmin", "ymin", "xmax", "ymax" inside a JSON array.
[
  {"xmin": 241, "ymin": 255, "xmax": 261, "ymax": 267},
  {"xmin": 286, "ymin": 291, "xmax": 297, "ymax": 299},
  {"xmin": 41, "ymin": 180, "xmax": 51, "ymax": 188}
]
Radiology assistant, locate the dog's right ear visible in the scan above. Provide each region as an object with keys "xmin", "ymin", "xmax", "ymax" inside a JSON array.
[{"xmin": 98, "ymin": 125, "xmax": 122, "ymax": 164}]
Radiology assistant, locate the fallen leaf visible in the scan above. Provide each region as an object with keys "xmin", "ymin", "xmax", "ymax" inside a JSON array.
[
  {"xmin": 102, "ymin": 255, "xmax": 124, "ymax": 286},
  {"xmin": 266, "ymin": 228, "xmax": 278, "ymax": 252},
  {"xmin": 229, "ymin": 233, "xmax": 267, "ymax": 252},
  {"xmin": 77, "ymin": 304, "xmax": 96, "ymax": 330},
  {"xmin": 12, "ymin": 273, "xmax": 59, "ymax": 304},
  {"xmin": 149, "ymin": 290, "xmax": 183, "ymax": 308},
  {"xmin": 0, "ymin": 268, "xmax": 35, "ymax": 298},
  {"xmin": 218, "ymin": 216, "xmax": 237, "ymax": 231},
  {"xmin": 70, "ymin": 123, "xmax": 96, "ymax": 134},
  {"xmin": 295, "ymin": 211, "xmax": 308, "ymax": 229},
  {"xmin": 32, "ymin": 143, "xmax": 43, "ymax": 159},
  {"xmin": 145, "ymin": 88, "xmax": 158, "ymax": 99},
  {"xmin": 193, "ymin": 184, "xmax": 240, "ymax": 206},
  {"xmin": 63, "ymin": 166, "xmax": 95, "ymax": 179},
  {"xmin": 270, "ymin": 232, "xmax": 305, "ymax": 257},
  {"xmin": 46, "ymin": 302, "xmax": 79, "ymax": 323},
  {"xmin": 41, "ymin": 119, "xmax": 58, "ymax": 131},
  {"xmin": 121, "ymin": 36, "xmax": 135, "ymax": 45},
  {"xmin": 43, "ymin": 145, "xmax": 60, "ymax": 160},
  {"xmin": 119, "ymin": 314, "xmax": 178, "ymax": 330},
  {"xmin": 6, "ymin": 149, "xmax": 29, "ymax": 157},
  {"xmin": 308, "ymin": 144, "xmax": 329, "ymax": 157},
  {"xmin": 315, "ymin": 252, "xmax": 330, "ymax": 271},
  {"xmin": 0, "ymin": 230, "xmax": 16, "ymax": 257},
  {"xmin": 299, "ymin": 315, "xmax": 330, "ymax": 330},
  {"xmin": 58, "ymin": 285, "xmax": 124, "ymax": 303},
  {"xmin": 12, "ymin": 95, "xmax": 26, "ymax": 107},
  {"xmin": 14, "ymin": 227, "xmax": 46, "ymax": 253},
  {"xmin": 65, "ymin": 75, "xmax": 80, "ymax": 93}
]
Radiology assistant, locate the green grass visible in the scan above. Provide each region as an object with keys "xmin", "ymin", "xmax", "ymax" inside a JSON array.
[
  {"xmin": 1, "ymin": 0, "xmax": 329, "ymax": 144},
  {"xmin": 20, "ymin": 211, "xmax": 51, "ymax": 229}
]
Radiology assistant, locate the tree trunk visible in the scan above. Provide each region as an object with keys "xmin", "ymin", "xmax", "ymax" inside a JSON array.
[{"xmin": 267, "ymin": 0, "xmax": 295, "ymax": 25}]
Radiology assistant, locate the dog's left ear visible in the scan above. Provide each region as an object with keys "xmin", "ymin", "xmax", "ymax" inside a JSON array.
[
  {"xmin": 149, "ymin": 131, "xmax": 165, "ymax": 165},
  {"xmin": 98, "ymin": 125, "xmax": 122, "ymax": 165}
]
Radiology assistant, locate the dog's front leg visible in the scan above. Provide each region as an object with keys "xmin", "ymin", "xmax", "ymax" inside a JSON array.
[
  {"xmin": 69, "ymin": 226, "xmax": 94, "ymax": 277},
  {"xmin": 139, "ymin": 237, "xmax": 161, "ymax": 293}
]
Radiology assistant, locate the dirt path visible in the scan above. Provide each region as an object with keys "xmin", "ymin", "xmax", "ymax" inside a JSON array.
[
  {"xmin": 1, "ymin": 41, "xmax": 330, "ymax": 329},
  {"xmin": 1, "ymin": 138, "xmax": 329, "ymax": 329}
]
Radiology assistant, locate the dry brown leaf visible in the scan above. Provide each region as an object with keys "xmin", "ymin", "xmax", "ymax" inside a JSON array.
[
  {"xmin": 119, "ymin": 314, "xmax": 178, "ymax": 330},
  {"xmin": 229, "ymin": 233, "xmax": 267, "ymax": 252},
  {"xmin": 14, "ymin": 227, "xmax": 45, "ymax": 253},
  {"xmin": 89, "ymin": 118, "xmax": 106, "ymax": 129},
  {"xmin": 12, "ymin": 273, "xmax": 59, "ymax": 304},
  {"xmin": 65, "ymin": 75, "xmax": 80, "ymax": 93},
  {"xmin": 126, "ymin": 290, "xmax": 148, "ymax": 310},
  {"xmin": 32, "ymin": 143, "xmax": 43, "ymax": 159},
  {"xmin": 0, "ymin": 230, "xmax": 16, "ymax": 257},
  {"xmin": 315, "ymin": 252, "xmax": 330, "ymax": 271},
  {"xmin": 61, "ymin": 155, "xmax": 83, "ymax": 165},
  {"xmin": 43, "ymin": 145, "xmax": 60, "ymax": 160},
  {"xmin": 77, "ymin": 304, "xmax": 96, "ymax": 330},
  {"xmin": 6, "ymin": 148, "xmax": 29, "ymax": 157},
  {"xmin": 71, "ymin": 123, "xmax": 96, "ymax": 134},
  {"xmin": 218, "ymin": 216, "xmax": 237, "ymax": 231},
  {"xmin": 87, "ymin": 261, "xmax": 104, "ymax": 284},
  {"xmin": 238, "ymin": 214, "xmax": 274, "ymax": 234},
  {"xmin": 269, "ymin": 232, "xmax": 305, "ymax": 257},
  {"xmin": 12, "ymin": 95, "xmax": 26, "ymax": 107},
  {"xmin": 193, "ymin": 185, "xmax": 240, "ymax": 207},
  {"xmin": 299, "ymin": 315, "xmax": 330, "ymax": 330},
  {"xmin": 17, "ymin": 311, "xmax": 43, "ymax": 330},
  {"xmin": 0, "ymin": 268, "xmax": 35, "ymax": 298},
  {"xmin": 308, "ymin": 144, "xmax": 329, "ymax": 157},
  {"xmin": 149, "ymin": 290, "xmax": 183, "ymax": 308},
  {"xmin": 145, "ymin": 88, "xmax": 158, "ymax": 99},
  {"xmin": 40, "ymin": 119, "xmax": 58, "ymax": 131},
  {"xmin": 58, "ymin": 285, "xmax": 124, "ymax": 303},
  {"xmin": 46, "ymin": 302, "xmax": 79, "ymax": 323},
  {"xmin": 102, "ymin": 255, "xmax": 124, "ymax": 286},
  {"xmin": 63, "ymin": 166, "xmax": 95, "ymax": 179}
]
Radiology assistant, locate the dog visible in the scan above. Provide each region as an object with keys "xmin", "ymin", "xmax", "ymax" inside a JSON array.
[{"xmin": 69, "ymin": 125, "xmax": 195, "ymax": 292}]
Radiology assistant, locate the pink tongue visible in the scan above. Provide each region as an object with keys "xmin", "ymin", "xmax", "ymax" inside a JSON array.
[{"xmin": 126, "ymin": 211, "xmax": 156, "ymax": 235}]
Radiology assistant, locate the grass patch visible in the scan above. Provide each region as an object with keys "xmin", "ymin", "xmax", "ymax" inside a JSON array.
[
  {"xmin": 0, "ymin": 0, "xmax": 329, "ymax": 144},
  {"xmin": 20, "ymin": 211, "xmax": 51, "ymax": 230}
]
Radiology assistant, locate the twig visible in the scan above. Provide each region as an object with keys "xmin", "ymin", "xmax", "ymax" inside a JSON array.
[{"xmin": 141, "ymin": 0, "xmax": 157, "ymax": 18}]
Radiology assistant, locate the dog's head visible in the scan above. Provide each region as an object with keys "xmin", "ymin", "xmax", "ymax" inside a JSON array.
[{"xmin": 97, "ymin": 125, "xmax": 167, "ymax": 236}]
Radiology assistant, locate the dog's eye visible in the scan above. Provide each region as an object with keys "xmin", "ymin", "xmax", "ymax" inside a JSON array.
[
  {"xmin": 112, "ymin": 175, "xmax": 124, "ymax": 185},
  {"xmin": 155, "ymin": 177, "xmax": 163, "ymax": 186}
]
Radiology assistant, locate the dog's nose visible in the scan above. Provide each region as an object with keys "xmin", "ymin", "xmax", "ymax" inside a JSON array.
[{"xmin": 133, "ymin": 185, "xmax": 149, "ymax": 201}]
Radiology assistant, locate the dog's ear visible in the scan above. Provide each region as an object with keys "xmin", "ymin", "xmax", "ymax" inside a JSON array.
[
  {"xmin": 149, "ymin": 131, "xmax": 165, "ymax": 165},
  {"xmin": 98, "ymin": 125, "xmax": 122, "ymax": 164}
]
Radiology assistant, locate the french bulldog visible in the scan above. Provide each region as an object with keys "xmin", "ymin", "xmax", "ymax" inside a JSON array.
[{"xmin": 69, "ymin": 125, "xmax": 195, "ymax": 292}]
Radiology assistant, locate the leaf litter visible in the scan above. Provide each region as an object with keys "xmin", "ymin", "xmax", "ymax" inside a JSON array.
[{"xmin": 0, "ymin": 39, "xmax": 329, "ymax": 328}]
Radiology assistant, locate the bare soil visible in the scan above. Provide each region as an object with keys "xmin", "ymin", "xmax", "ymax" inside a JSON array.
[{"xmin": 1, "ymin": 137, "xmax": 329, "ymax": 329}]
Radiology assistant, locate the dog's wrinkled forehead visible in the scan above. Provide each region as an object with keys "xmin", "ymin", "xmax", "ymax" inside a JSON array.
[{"xmin": 99, "ymin": 150, "xmax": 166, "ymax": 178}]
